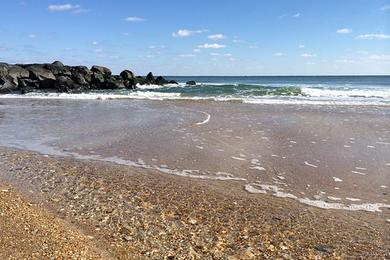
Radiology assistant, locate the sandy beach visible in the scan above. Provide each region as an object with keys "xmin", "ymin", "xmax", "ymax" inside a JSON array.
[{"xmin": 0, "ymin": 98, "xmax": 389, "ymax": 258}]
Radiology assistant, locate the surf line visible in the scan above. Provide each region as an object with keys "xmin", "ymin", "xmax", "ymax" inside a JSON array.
[{"xmin": 196, "ymin": 111, "xmax": 211, "ymax": 125}]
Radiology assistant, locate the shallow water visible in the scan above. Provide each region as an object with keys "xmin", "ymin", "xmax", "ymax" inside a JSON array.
[{"xmin": 0, "ymin": 98, "xmax": 389, "ymax": 213}]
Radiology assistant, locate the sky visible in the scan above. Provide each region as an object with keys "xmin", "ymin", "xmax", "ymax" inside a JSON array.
[{"xmin": 0, "ymin": 0, "xmax": 389, "ymax": 75}]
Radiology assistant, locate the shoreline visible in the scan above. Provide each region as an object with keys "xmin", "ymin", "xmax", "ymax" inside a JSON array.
[
  {"xmin": 0, "ymin": 147, "xmax": 388, "ymax": 258},
  {"xmin": 1, "ymin": 94, "xmax": 390, "ymax": 107}
]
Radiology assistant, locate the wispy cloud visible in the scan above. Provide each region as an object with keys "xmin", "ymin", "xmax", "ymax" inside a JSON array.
[
  {"xmin": 124, "ymin": 16, "xmax": 145, "ymax": 22},
  {"xmin": 28, "ymin": 34, "xmax": 37, "ymax": 39},
  {"xmin": 292, "ymin": 13, "xmax": 301, "ymax": 18},
  {"xmin": 336, "ymin": 59, "xmax": 355, "ymax": 64},
  {"xmin": 380, "ymin": 5, "xmax": 390, "ymax": 11},
  {"xmin": 198, "ymin": 43, "xmax": 226, "ymax": 49},
  {"xmin": 273, "ymin": 52, "xmax": 286, "ymax": 56},
  {"xmin": 208, "ymin": 34, "xmax": 225, "ymax": 40},
  {"xmin": 357, "ymin": 34, "xmax": 390, "ymax": 40},
  {"xmin": 368, "ymin": 54, "xmax": 390, "ymax": 61},
  {"xmin": 48, "ymin": 4, "xmax": 79, "ymax": 12},
  {"xmin": 172, "ymin": 29, "xmax": 207, "ymax": 37},
  {"xmin": 179, "ymin": 54, "xmax": 196, "ymax": 57},
  {"xmin": 298, "ymin": 44, "xmax": 305, "ymax": 48},
  {"xmin": 301, "ymin": 53, "xmax": 316, "ymax": 58},
  {"xmin": 336, "ymin": 28, "xmax": 352, "ymax": 34}
]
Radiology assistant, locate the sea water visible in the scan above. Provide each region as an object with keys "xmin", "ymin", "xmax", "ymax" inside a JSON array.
[{"xmin": 1, "ymin": 75, "xmax": 390, "ymax": 105}]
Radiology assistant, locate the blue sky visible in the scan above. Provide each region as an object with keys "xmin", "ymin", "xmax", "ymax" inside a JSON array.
[{"xmin": 0, "ymin": 0, "xmax": 389, "ymax": 75}]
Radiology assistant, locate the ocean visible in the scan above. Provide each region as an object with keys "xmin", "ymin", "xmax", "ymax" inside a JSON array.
[{"xmin": 2, "ymin": 75, "xmax": 390, "ymax": 105}]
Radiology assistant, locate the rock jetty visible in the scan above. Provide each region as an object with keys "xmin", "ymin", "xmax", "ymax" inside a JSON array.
[{"xmin": 0, "ymin": 61, "xmax": 180, "ymax": 94}]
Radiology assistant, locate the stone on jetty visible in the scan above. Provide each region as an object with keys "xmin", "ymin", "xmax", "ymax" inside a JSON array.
[{"xmin": 0, "ymin": 61, "xmax": 195, "ymax": 94}]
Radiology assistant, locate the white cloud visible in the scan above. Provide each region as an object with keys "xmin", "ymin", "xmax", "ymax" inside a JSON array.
[
  {"xmin": 273, "ymin": 52, "xmax": 286, "ymax": 56},
  {"xmin": 336, "ymin": 28, "xmax": 352, "ymax": 34},
  {"xmin": 95, "ymin": 48, "xmax": 103, "ymax": 53},
  {"xmin": 193, "ymin": 48, "xmax": 201, "ymax": 53},
  {"xmin": 224, "ymin": 53, "xmax": 232, "ymax": 57},
  {"xmin": 172, "ymin": 29, "xmax": 206, "ymax": 37},
  {"xmin": 148, "ymin": 45, "xmax": 156, "ymax": 49},
  {"xmin": 292, "ymin": 13, "xmax": 301, "ymax": 18},
  {"xmin": 305, "ymin": 62, "xmax": 316, "ymax": 65},
  {"xmin": 179, "ymin": 54, "xmax": 195, "ymax": 57},
  {"xmin": 357, "ymin": 34, "xmax": 390, "ymax": 40},
  {"xmin": 210, "ymin": 53, "xmax": 220, "ymax": 56},
  {"xmin": 198, "ymin": 43, "xmax": 226, "ymax": 49},
  {"xmin": 298, "ymin": 44, "xmax": 305, "ymax": 48},
  {"xmin": 381, "ymin": 5, "xmax": 390, "ymax": 11},
  {"xmin": 208, "ymin": 34, "xmax": 225, "ymax": 40},
  {"xmin": 249, "ymin": 45, "xmax": 258, "ymax": 49},
  {"xmin": 336, "ymin": 59, "xmax": 355, "ymax": 63},
  {"xmin": 301, "ymin": 53, "xmax": 316, "ymax": 58},
  {"xmin": 368, "ymin": 54, "xmax": 390, "ymax": 61},
  {"xmin": 124, "ymin": 16, "xmax": 145, "ymax": 22},
  {"xmin": 28, "ymin": 34, "xmax": 37, "ymax": 39},
  {"xmin": 48, "ymin": 4, "xmax": 80, "ymax": 12},
  {"xmin": 92, "ymin": 41, "xmax": 98, "ymax": 45}
]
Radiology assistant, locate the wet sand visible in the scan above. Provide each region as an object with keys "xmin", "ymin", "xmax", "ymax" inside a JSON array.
[{"xmin": 0, "ymin": 98, "xmax": 389, "ymax": 258}]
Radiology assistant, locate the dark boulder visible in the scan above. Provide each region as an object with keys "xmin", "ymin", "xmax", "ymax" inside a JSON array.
[
  {"xmin": 72, "ymin": 73, "xmax": 87, "ymax": 85},
  {"xmin": 91, "ymin": 65, "xmax": 111, "ymax": 76},
  {"xmin": 55, "ymin": 76, "xmax": 74, "ymax": 92},
  {"xmin": 104, "ymin": 76, "xmax": 125, "ymax": 89},
  {"xmin": 8, "ymin": 65, "xmax": 30, "ymax": 85},
  {"xmin": 26, "ymin": 65, "xmax": 56, "ymax": 88},
  {"xmin": 120, "ymin": 70, "xmax": 135, "ymax": 81},
  {"xmin": 71, "ymin": 66, "xmax": 92, "ymax": 83},
  {"xmin": 18, "ymin": 78, "xmax": 39, "ymax": 92},
  {"xmin": 52, "ymin": 60, "xmax": 64, "ymax": 67},
  {"xmin": 0, "ymin": 63, "xmax": 9, "ymax": 77},
  {"xmin": 186, "ymin": 80, "xmax": 196, "ymax": 86},
  {"xmin": 124, "ymin": 78, "xmax": 136, "ymax": 89},
  {"xmin": 168, "ymin": 80, "xmax": 178, "ymax": 85},
  {"xmin": 44, "ymin": 64, "xmax": 72, "ymax": 77},
  {"xmin": 155, "ymin": 76, "xmax": 168, "ymax": 85},
  {"xmin": 91, "ymin": 72, "xmax": 105, "ymax": 88},
  {"xmin": 135, "ymin": 76, "xmax": 147, "ymax": 85},
  {"xmin": 146, "ymin": 72, "xmax": 155, "ymax": 83},
  {"xmin": 0, "ymin": 76, "xmax": 17, "ymax": 93}
]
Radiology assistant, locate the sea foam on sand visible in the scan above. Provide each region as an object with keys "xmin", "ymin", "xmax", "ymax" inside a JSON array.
[{"xmin": 245, "ymin": 183, "xmax": 390, "ymax": 213}]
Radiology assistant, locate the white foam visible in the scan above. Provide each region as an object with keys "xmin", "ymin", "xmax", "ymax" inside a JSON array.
[
  {"xmin": 352, "ymin": 170, "xmax": 366, "ymax": 176},
  {"xmin": 244, "ymin": 183, "xmax": 390, "ymax": 212},
  {"xmin": 232, "ymin": 156, "xmax": 246, "ymax": 161},
  {"xmin": 355, "ymin": 167, "xmax": 367, "ymax": 170},
  {"xmin": 328, "ymin": 196, "xmax": 342, "ymax": 201},
  {"xmin": 244, "ymin": 184, "xmax": 267, "ymax": 194},
  {"xmin": 376, "ymin": 141, "xmax": 390, "ymax": 146},
  {"xmin": 346, "ymin": 197, "xmax": 361, "ymax": 202},
  {"xmin": 195, "ymin": 111, "xmax": 211, "ymax": 125},
  {"xmin": 304, "ymin": 161, "xmax": 318, "ymax": 168},
  {"xmin": 2, "ymin": 91, "xmax": 390, "ymax": 106},
  {"xmin": 333, "ymin": 177, "xmax": 343, "ymax": 182},
  {"xmin": 250, "ymin": 166, "xmax": 266, "ymax": 171},
  {"xmin": 302, "ymin": 87, "xmax": 390, "ymax": 99}
]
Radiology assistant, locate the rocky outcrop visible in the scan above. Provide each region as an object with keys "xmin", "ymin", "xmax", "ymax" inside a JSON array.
[
  {"xmin": 0, "ymin": 61, "xmax": 186, "ymax": 94},
  {"xmin": 186, "ymin": 80, "xmax": 196, "ymax": 86}
]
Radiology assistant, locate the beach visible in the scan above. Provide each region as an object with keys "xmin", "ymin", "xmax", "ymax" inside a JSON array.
[{"xmin": 0, "ymin": 98, "xmax": 389, "ymax": 258}]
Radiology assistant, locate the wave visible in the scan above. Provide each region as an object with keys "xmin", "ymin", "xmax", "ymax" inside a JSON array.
[
  {"xmin": 1, "ymin": 91, "xmax": 390, "ymax": 106},
  {"xmin": 302, "ymin": 87, "xmax": 390, "ymax": 99}
]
